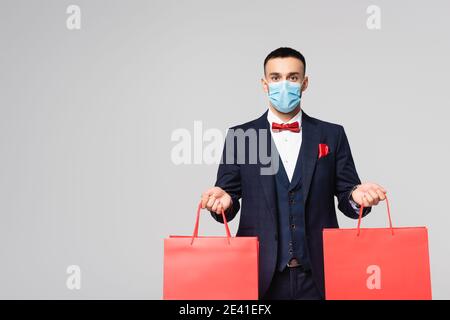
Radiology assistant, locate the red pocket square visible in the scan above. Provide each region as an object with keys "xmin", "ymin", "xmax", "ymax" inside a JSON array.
[{"xmin": 318, "ymin": 143, "xmax": 329, "ymax": 159}]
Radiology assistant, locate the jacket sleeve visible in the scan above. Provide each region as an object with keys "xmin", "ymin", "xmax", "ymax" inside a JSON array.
[
  {"xmin": 210, "ymin": 128, "xmax": 242, "ymax": 224},
  {"xmin": 334, "ymin": 125, "xmax": 371, "ymax": 219}
]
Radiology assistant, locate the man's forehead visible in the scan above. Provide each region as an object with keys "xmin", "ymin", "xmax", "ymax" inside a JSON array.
[{"xmin": 265, "ymin": 57, "xmax": 304, "ymax": 74}]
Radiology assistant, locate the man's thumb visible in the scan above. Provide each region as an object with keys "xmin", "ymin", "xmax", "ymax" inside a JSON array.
[{"xmin": 210, "ymin": 186, "xmax": 224, "ymax": 197}]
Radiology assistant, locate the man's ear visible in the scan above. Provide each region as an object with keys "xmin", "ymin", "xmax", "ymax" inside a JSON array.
[
  {"xmin": 301, "ymin": 76, "xmax": 309, "ymax": 92},
  {"xmin": 261, "ymin": 77, "xmax": 269, "ymax": 93}
]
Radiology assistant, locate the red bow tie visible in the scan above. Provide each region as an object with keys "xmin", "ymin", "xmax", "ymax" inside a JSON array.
[{"xmin": 271, "ymin": 121, "xmax": 301, "ymax": 133}]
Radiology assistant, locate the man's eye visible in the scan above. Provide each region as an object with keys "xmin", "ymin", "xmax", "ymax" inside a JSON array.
[
  {"xmin": 271, "ymin": 77, "xmax": 279, "ymax": 81},
  {"xmin": 290, "ymin": 76, "xmax": 298, "ymax": 81}
]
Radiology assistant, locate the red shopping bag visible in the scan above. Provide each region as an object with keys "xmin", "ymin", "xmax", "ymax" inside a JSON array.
[
  {"xmin": 323, "ymin": 196, "xmax": 432, "ymax": 300},
  {"xmin": 163, "ymin": 203, "xmax": 259, "ymax": 300}
]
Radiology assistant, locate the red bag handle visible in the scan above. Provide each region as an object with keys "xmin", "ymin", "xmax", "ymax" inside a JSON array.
[
  {"xmin": 357, "ymin": 194, "xmax": 394, "ymax": 236},
  {"xmin": 191, "ymin": 202, "xmax": 232, "ymax": 245}
]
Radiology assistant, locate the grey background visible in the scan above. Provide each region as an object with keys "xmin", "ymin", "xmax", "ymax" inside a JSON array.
[{"xmin": 0, "ymin": 0, "xmax": 449, "ymax": 299}]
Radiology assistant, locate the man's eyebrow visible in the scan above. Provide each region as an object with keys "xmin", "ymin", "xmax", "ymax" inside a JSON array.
[{"xmin": 268, "ymin": 72, "xmax": 301, "ymax": 76}]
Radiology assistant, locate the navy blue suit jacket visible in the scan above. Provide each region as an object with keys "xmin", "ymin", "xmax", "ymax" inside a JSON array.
[{"xmin": 210, "ymin": 110, "xmax": 371, "ymax": 298}]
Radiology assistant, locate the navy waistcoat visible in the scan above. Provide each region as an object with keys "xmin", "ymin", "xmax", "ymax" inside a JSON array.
[{"xmin": 274, "ymin": 156, "xmax": 311, "ymax": 272}]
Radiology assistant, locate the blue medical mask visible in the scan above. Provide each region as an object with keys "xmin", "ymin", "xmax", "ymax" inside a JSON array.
[{"xmin": 267, "ymin": 80, "xmax": 302, "ymax": 113}]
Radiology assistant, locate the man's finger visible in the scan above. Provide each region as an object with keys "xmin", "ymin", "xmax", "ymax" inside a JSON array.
[
  {"xmin": 206, "ymin": 195, "xmax": 216, "ymax": 209},
  {"xmin": 210, "ymin": 187, "xmax": 224, "ymax": 198},
  {"xmin": 355, "ymin": 193, "xmax": 364, "ymax": 206},
  {"xmin": 375, "ymin": 189, "xmax": 386, "ymax": 200},
  {"xmin": 365, "ymin": 182, "xmax": 386, "ymax": 194},
  {"xmin": 201, "ymin": 191, "xmax": 211, "ymax": 208},
  {"xmin": 211, "ymin": 199, "xmax": 219, "ymax": 212},
  {"xmin": 222, "ymin": 197, "xmax": 232, "ymax": 211},
  {"xmin": 216, "ymin": 201, "xmax": 223, "ymax": 214},
  {"xmin": 368, "ymin": 189, "xmax": 380, "ymax": 205},
  {"xmin": 374, "ymin": 183, "xmax": 387, "ymax": 194},
  {"xmin": 362, "ymin": 197, "xmax": 370, "ymax": 207},
  {"xmin": 364, "ymin": 192, "xmax": 374, "ymax": 203}
]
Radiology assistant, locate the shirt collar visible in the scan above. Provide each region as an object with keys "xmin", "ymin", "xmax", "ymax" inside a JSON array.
[{"xmin": 267, "ymin": 107, "xmax": 302, "ymax": 126}]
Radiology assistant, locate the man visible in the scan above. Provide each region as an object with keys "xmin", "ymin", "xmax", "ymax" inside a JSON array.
[{"xmin": 200, "ymin": 47, "xmax": 387, "ymax": 300}]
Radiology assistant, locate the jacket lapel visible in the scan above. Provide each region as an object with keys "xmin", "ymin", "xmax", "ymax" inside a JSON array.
[
  {"xmin": 253, "ymin": 111, "xmax": 278, "ymax": 223},
  {"xmin": 297, "ymin": 111, "xmax": 321, "ymax": 205}
]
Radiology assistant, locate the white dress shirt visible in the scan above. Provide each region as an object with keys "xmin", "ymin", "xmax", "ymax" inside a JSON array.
[{"xmin": 267, "ymin": 108, "xmax": 302, "ymax": 182}]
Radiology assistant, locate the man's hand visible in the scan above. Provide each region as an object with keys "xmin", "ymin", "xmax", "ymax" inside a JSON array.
[
  {"xmin": 201, "ymin": 187, "xmax": 232, "ymax": 215},
  {"xmin": 351, "ymin": 182, "xmax": 387, "ymax": 207}
]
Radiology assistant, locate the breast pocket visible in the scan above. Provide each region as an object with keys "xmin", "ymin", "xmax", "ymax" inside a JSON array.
[
  {"xmin": 315, "ymin": 152, "xmax": 335, "ymax": 183},
  {"xmin": 317, "ymin": 152, "xmax": 334, "ymax": 166}
]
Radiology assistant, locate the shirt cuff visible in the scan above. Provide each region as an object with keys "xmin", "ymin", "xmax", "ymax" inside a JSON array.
[{"xmin": 349, "ymin": 198, "xmax": 361, "ymax": 211}]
